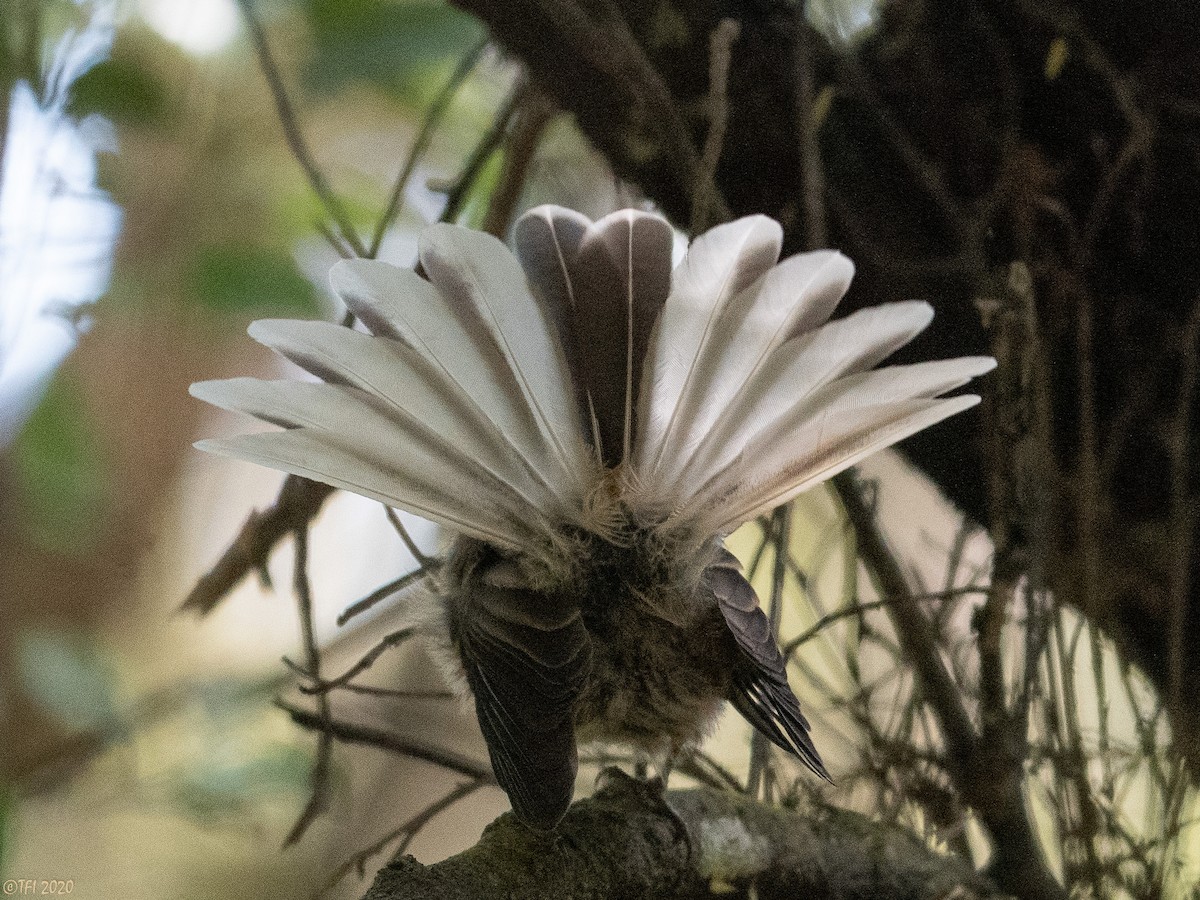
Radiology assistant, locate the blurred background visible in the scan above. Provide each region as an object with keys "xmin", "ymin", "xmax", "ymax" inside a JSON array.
[{"xmin": 1, "ymin": 1, "xmax": 1197, "ymax": 898}]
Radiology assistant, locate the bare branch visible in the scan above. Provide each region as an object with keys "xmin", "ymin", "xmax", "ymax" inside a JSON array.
[
  {"xmin": 283, "ymin": 525, "xmax": 335, "ymax": 846},
  {"xmin": 793, "ymin": 15, "xmax": 828, "ymax": 251},
  {"xmin": 236, "ymin": 0, "xmax": 367, "ymax": 257},
  {"xmin": 368, "ymin": 37, "xmax": 489, "ymax": 257},
  {"xmin": 834, "ymin": 472, "xmax": 1065, "ymax": 900},
  {"xmin": 299, "ymin": 628, "xmax": 417, "ymax": 696},
  {"xmin": 691, "ymin": 18, "xmax": 739, "ymax": 234},
  {"xmin": 279, "ymin": 700, "xmax": 494, "ymax": 782},
  {"xmin": 184, "ymin": 476, "xmax": 335, "ymax": 615},
  {"xmin": 361, "ymin": 771, "xmax": 1004, "ymax": 900},
  {"xmin": 382, "ymin": 507, "xmax": 435, "ymax": 569},
  {"xmin": 338, "ymin": 568, "xmax": 435, "ymax": 627},
  {"xmin": 318, "ymin": 779, "xmax": 487, "ymax": 898},
  {"xmin": 748, "ymin": 505, "xmax": 789, "ymax": 800},
  {"xmin": 479, "ymin": 85, "xmax": 554, "ymax": 237},
  {"xmin": 1167, "ymin": 297, "xmax": 1200, "ymax": 708}
]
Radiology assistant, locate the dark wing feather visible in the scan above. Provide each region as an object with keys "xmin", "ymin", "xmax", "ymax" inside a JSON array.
[
  {"xmin": 455, "ymin": 557, "xmax": 592, "ymax": 829},
  {"xmin": 568, "ymin": 210, "xmax": 672, "ymax": 467},
  {"xmin": 704, "ymin": 547, "xmax": 831, "ymax": 781}
]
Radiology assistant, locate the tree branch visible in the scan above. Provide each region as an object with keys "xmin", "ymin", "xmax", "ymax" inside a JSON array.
[
  {"xmin": 183, "ymin": 474, "xmax": 335, "ymax": 614},
  {"xmin": 361, "ymin": 770, "xmax": 1003, "ymax": 900}
]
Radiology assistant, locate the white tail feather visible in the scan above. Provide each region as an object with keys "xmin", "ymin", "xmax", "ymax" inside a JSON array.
[
  {"xmin": 650, "ymin": 250, "xmax": 855, "ymax": 495},
  {"xmin": 419, "ymin": 225, "xmax": 590, "ymax": 495},
  {"xmin": 676, "ymin": 301, "xmax": 936, "ymax": 491},
  {"xmin": 196, "ymin": 430, "xmax": 535, "ymax": 552},
  {"xmin": 689, "ymin": 394, "xmax": 981, "ymax": 535},
  {"xmin": 331, "ymin": 256, "xmax": 584, "ymax": 515},
  {"xmin": 513, "ymin": 206, "xmax": 598, "ymax": 452},
  {"xmin": 244, "ymin": 319, "xmax": 565, "ymax": 519},
  {"xmin": 192, "ymin": 375, "xmax": 561, "ymax": 538},
  {"xmin": 634, "ymin": 215, "xmax": 782, "ymax": 481}
]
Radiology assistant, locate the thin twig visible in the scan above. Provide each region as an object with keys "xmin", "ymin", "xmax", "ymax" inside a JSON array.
[
  {"xmin": 1167, "ymin": 297, "xmax": 1200, "ymax": 709},
  {"xmin": 317, "ymin": 779, "xmax": 487, "ymax": 898},
  {"xmin": 480, "ymin": 86, "xmax": 555, "ymax": 237},
  {"xmin": 382, "ymin": 506, "xmax": 435, "ymax": 568},
  {"xmin": 748, "ymin": 506, "xmax": 789, "ymax": 800},
  {"xmin": 279, "ymin": 700, "xmax": 494, "ymax": 782},
  {"xmin": 793, "ymin": 15, "xmax": 828, "ymax": 250},
  {"xmin": 298, "ymin": 628, "xmax": 417, "ymax": 695},
  {"xmin": 691, "ymin": 18, "xmax": 739, "ymax": 233},
  {"xmin": 236, "ymin": 0, "xmax": 367, "ymax": 257},
  {"xmin": 438, "ymin": 84, "xmax": 522, "ymax": 227},
  {"xmin": 834, "ymin": 471, "xmax": 1065, "ymax": 900},
  {"xmin": 184, "ymin": 476, "xmax": 336, "ymax": 614},
  {"xmin": 322, "ymin": 683, "xmax": 451, "ymax": 700},
  {"xmin": 781, "ymin": 587, "xmax": 987, "ymax": 661},
  {"xmin": 832, "ymin": 50, "xmax": 970, "ymax": 244},
  {"xmin": 368, "ymin": 37, "xmax": 489, "ymax": 257},
  {"xmin": 337, "ymin": 567, "xmax": 435, "ymax": 627},
  {"xmin": 283, "ymin": 526, "xmax": 335, "ymax": 846},
  {"xmin": 314, "ymin": 220, "xmax": 355, "ymax": 259},
  {"xmin": 675, "ymin": 749, "xmax": 746, "ymax": 795}
]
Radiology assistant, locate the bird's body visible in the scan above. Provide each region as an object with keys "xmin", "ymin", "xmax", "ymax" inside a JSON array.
[
  {"xmin": 192, "ymin": 205, "xmax": 993, "ymax": 829},
  {"xmin": 445, "ymin": 527, "xmax": 735, "ymax": 758}
]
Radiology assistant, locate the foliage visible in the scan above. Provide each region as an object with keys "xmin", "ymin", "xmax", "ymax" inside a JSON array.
[
  {"xmin": 188, "ymin": 245, "xmax": 322, "ymax": 317},
  {"xmin": 68, "ymin": 57, "xmax": 170, "ymax": 126},
  {"xmin": 303, "ymin": 0, "xmax": 484, "ymax": 99},
  {"xmin": 10, "ymin": 372, "xmax": 111, "ymax": 554},
  {"xmin": 16, "ymin": 628, "xmax": 120, "ymax": 735}
]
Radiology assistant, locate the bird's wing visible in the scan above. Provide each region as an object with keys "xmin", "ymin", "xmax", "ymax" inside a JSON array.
[
  {"xmin": 454, "ymin": 556, "xmax": 592, "ymax": 830},
  {"xmin": 703, "ymin": 547, "xmax": 829, "ymax": 780}
]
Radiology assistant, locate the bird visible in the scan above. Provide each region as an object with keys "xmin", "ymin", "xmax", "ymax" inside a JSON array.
[{"xmin": 190, "ymin": 206, "xmax": 994, "ymax": 830}]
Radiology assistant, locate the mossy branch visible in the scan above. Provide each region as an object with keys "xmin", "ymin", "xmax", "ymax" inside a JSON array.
[{"xmin": 361, "ymin": 770, "xmax": 1003, "ymax": 900}]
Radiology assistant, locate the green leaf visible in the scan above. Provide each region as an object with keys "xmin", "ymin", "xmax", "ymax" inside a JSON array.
[
  {"xmin": 67, "ymin": 58, "xmax": 168, "ymax": 126},
  {"xmin": 188, "ymin": 246, "xmax": 322, "ymax": 317},
  {"xmin": 16, "ymin": 628, "xmax": 119, "ymax": 734},
  {"xmin": 11, "ymin": 371, "xmax": 111, "ymax": 554},
  {"xmin": 303, "ymin": 0, "xmax": 484, "ymax": 98},
  {"xmin": 170, "ymin": 744, "xmax": 314, "ymax": 821}
]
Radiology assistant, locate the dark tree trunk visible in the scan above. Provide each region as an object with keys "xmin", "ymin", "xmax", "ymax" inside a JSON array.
[{"xmin": 450, "ymin": 0, "xmax": 1200, "ymax": 770}]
